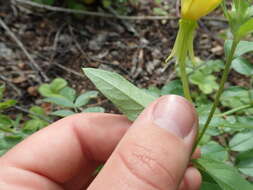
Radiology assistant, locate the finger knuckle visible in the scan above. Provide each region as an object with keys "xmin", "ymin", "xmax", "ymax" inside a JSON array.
[{"xmin": 118, "ymin": 142, "xmax": 176, "ymax": 189}]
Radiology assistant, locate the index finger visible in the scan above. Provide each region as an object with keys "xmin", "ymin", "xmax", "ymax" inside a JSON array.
[{"xmin": 0, "ymin": 113, "xmax": 131, "ymax": 189}]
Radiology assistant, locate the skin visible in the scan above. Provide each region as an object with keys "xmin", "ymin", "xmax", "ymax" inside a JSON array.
[{"xmin": 0, "ymin": 95, "xmax": 201, "ymax": 190}]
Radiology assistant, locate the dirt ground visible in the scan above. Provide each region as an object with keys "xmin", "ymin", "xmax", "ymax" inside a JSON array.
[{"xmin": 0, "ymin": 0, "xmax": 233, "ymax": 113}]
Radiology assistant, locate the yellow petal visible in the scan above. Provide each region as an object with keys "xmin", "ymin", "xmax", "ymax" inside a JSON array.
[{"xmin": 181, "ymin": 0, "xmax": 222, "ymax": 20}]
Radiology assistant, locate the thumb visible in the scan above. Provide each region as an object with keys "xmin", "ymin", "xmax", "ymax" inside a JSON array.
[{"xmin": 88, "ymin": 95, "xmax": 198, "ymax": 190}]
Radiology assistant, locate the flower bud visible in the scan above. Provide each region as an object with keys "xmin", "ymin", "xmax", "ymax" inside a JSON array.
[{"xmin": 181, "ymin": 0, "xmax": 222, "ymax": 20}]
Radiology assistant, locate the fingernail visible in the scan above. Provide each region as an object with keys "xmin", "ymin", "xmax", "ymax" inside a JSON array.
[{"xmin": 153, "ymin": 95, "xmax": 196, "ymax": 138}]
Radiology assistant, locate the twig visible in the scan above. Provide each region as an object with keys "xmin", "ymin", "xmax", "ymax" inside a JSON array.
[
  {"xmin": 0, "ymin": 17, "xmax": 49, "ymax": 83},
  {"xmin": 0, "ymin": 75, "xmax": 22, "ymax": 97},
  {"xmin": 35, "ymin": 51, "xmax": 86, "ymax": 79},
  {"xmin": 54, "ymin": 63, "xmax": 85, "ymax": 78},
  {"xmin": 14, "ymin": 105, "xmax": 53, "ymax": 123},
  {"xmin": 14, "ymin": 0, "xmax": 227, "ymax": 22},
  {"xmin": 105, "ymin": 6, "xmax": 139, "ymax": 36}
]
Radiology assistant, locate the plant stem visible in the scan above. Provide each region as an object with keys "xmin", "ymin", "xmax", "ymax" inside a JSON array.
[
  {"xmin": 179, "ymin": 55, "xmax": 192, "ymax": 102},
  {"xmin": 195, "ymin": 39, "xmax": 239, "ymax": 146},
  {"xmin": 217, "ymin": 104, "xmax": 253, "ymax": 117},
  {"xmin": 177, "ymin": 20, "xmax": 196, "ymax": 102}
]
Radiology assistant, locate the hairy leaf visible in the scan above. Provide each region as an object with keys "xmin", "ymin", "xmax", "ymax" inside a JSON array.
[{"xmin": 83, "ymin": 68, "xmax": 155, "ymax": 120}]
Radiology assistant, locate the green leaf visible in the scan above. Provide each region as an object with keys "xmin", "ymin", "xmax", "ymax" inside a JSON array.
[
  {"xmin": 161, "ymin": 80, "xmax": 183, "ymax": 96},
  {"xmin": 235, "ymin": 149, "xmax": 253, "ymax": 177},
  {"xmin": 39, "ymin": 84, "xmax": 55, "ymax": 97},
  {"xmin": 0, "ymin": 115, "xmax": 15, "ymax": 133},
  {"xmin": 237, "ymin": 18, "xmax": 253, "ymax": 39},
  {"xmin": 44, "ymin": 97, "xmax": 75, "ymax": 108},
  {"xmin": 83, "ymin": 106, "xmax": 105, "ymax": 113},
  {"xmin": 227, "ymin": 117, "xmax": 253, "ymax": 130},
  {"xmin": 51, "ymin": 110, "xmax": 75, "ymax": 117},
  {"xmin": 201, "ymin": 169, "xmax": 221, "ymax": 188},
  {"xmin": 229, "ymin": 130, "xmax": 253, "ymax": 152},
  {"xmin": 0, "ymin": 100, "xmax": 17, "ymax": 110},
  {"xmin": 27, "ymin": 106, "xmax": 51, "ymax": 122},
  {"xmin": 232, "ymin": 57, "xmax": 253, "ymax": 76},
  {"xmin": 200, "ymin": 60, "xmax": 224, "ymax": 74},
  {"xmin": 190, "ymin": 71, "xmax": 218, "ymax": 94},
  {"xmin": 144, "ymin": 86, "xmax": 161, "ymax": 98},
  {"xmin": 4, "ymin": 133, "xmax": 24, "ymax": 147},
  {"xmin": 83, "ymin": 68, "xmax": 156, "ymax": 121},
  {"xmin": 50, "ymin": 78, "xmax": 68, "ymax": 93},
  {"xmin": 22, "ymin": 119, "xmax": 46, "ymax": 134},
  {"xmin": 12, "ymin": 114, "xmax": 23, "ymax": 129},
  {"xmin": 201, "ymin": 141, "xmax": 229, "ymax": 161},
  {"xmin": 201, "ymin": 182, "xmax": 222, "ymax": 190},
  {"xmin": 60, "ymin": 87, "xmax": 76, "ymax": 102},
  {"xmin": 0, "ymin": 133, "xmax": 25, "ymax": 155},
  {"xmin": 196, "ymin": 158, "xmax": 253, "ymax": 190},
  {"xmin": 0, "ymin": 114, "xmax": 13, "ymax": 129},
  {"xmin": 75, "ymin": 91, "xmax": 98, "ymax": 107},
  {"xmin": 220, "ymin": 86, "xmax": 253, "ymax": 114},
  {"xmin": 225, "ymin": 40, "xmax": 253, "ymax": 57},
  {"xmin": 29, "ymin": 106, "xmax": 46, "ymax": 116},
  {"xmin": 39, "ymin": 78, "xmax": 67, "ymax": 98}
]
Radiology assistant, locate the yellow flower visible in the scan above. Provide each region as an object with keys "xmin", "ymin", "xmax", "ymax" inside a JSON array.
[{"xmin": 181, "ymin": 0, "xmax": 222, "ymax": 20}]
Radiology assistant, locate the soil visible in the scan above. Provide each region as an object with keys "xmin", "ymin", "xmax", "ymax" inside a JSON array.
[{"xmin": 0, "ymin": 0, "xmax": 238, "ymax": 114}]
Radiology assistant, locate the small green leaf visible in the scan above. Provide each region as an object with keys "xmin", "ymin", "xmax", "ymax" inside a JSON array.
[
  {"xmin": 190, "ymin": 71, "xmax": 218, "ymax": 94},
  {"xmin": 196, "ymin": 158, "xmax": 253, "ymax": 190},
  {"xmin": 220, "ymin": 86, "xmax": 253, "ymax": 114},
  {"xmin": 0, "ymin": 119, "xmax": 14, "ymax": 134},
  {"xmin": 229, "ymin": 130, "xmax": 253, "ymax": 152},
  {"xmin": 50, "ymin": 78, "xmax": 68, "ymax": 93},
  {"xmin": 0, "ymin": 100, "xmax": 17, "ymax": 110},
  {"xmin": 201, "ymin": 141, "xmax": 229, "ymax": 161},
  {"xmin": 44, "ymin": 97, "xmax": 75, "ymax": 108},
  {"xmin": 0, "ymin": 114, "xmax": 13, "ymax": 129},
  {"xmin": 237, "ymin": 18, "xmax": 253, "ymax": 39},
  {"xmin": 22, "ymin": 119, "xmax": 45, "ymax": 134},
  {"xmin": 51, "ymin": 110, "xmax": 75, "ymax": 117},
  {"xmin": 225, "ymin": 40, "xmax": 253, "ymax": 57},
  {"xmin": 60, "ymin": 87, "xmax": 76, "ymax": 102},
  {"xmin": 3, "ymin": 134, "xmax": 25, "ymax": 151},
  {"xmin": 235, "ymin": 149, "xmax": 253, "ymax": 177},
  {"xmin": 75, "ymin": 91, "xmax": 98, "ymax": 107},
  {"xmin": 83, "ymin": 68, "xmax": 155, "ymax": 121},
  {"xmin": 39, "ymin": 84, "xmax": 55, "ymax": 97},
  {"xmin": 161, "ymin": 80, "xmax": 183, "ymax": 96},
  {"xmin": 232, "ymin": 57, "xmax": 253, "ymax": 76},
  {"xmin": 83, "ymin": 107, "xmax": 105, "ymax": 113},
  {"xmin": 39, "ymin": 78, "xmax": 67, "ymax": 98},
  {"xmin": 30, "ymin": 106, "xmax": 44, "ymax": 115}
]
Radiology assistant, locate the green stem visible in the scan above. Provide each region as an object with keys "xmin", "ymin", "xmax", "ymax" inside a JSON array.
[
  {"xmin": 195, "ymin": 39, "xmax": 239, "ymax": 146},
  {"xmin": 176, "ymin": 19, "xmax": 197, "ymax": 102},
  {"xmin": 179, "ymin": 55, "xmax": 192, "ymax": 102},
  {"xmin": 217, "ymin": 104, "xmax": 253, "ymax": 117}
]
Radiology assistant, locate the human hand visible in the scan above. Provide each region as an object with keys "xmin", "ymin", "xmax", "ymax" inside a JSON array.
[{"xmin": 0, "ymin": 95, "xmax": 201, "ymax": 190}]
